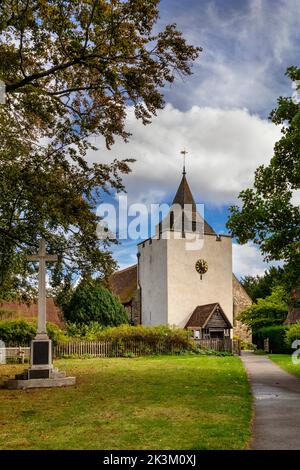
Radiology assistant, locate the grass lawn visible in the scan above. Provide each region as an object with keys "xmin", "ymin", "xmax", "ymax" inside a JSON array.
[
  {"xmin": 269, "ymin": 354, "xmax": 300, "ymax": 379},
  {"xmin": 0, "ymin": 355, "xmax": 252, "ymax": 450}
]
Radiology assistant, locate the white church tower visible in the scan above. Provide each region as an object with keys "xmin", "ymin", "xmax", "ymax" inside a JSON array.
[{"xmin": 137, "ymin": 159, "xmax": 233, "ymax": 338}]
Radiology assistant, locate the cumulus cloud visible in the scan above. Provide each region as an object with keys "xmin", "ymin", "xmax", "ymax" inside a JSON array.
[
  {"xmin": 88, "ymin": 104, "xmax": 281, "ymax": 206},
  {"xmin": 232, "ymin": 242, "xmax": 281, "ymax": 278},
  {"xmin": 159, "ymin": 0, "xmax": 300, "ymax": 114},
  {"xmin": 87, "ymin": 0, "xmax": 298, "ymax": 273}
]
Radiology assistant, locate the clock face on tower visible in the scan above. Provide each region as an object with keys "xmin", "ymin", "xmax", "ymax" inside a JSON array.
[{"xmin": 195, "ymin": 259, "xmax": 208, "ymax": 276}]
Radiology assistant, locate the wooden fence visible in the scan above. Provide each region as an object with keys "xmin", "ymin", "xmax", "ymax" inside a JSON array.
[
  {"xmin": 195, "ymin": 338, "xmax": 241, "ymax": 355},
  {"xmin": 0, "ymin": 346, "xmax": 30, "ymax": 363},
  {"xmin": 53, "ymin": 338, "xmax": 241, "ymax": 358},
  {"xmin": 0, "ymin": 338, "xmax": 241, "ymax": 363},
  {"xmin": 54, "ymin": 340, "xmax": 182, "ymax": 358}
]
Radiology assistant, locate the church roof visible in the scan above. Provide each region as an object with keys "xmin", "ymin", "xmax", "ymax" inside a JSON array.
[
  {"xmin": 109, "ymin": 264, "xmax": 137, "ymax": 304},
  {"xmin": 185, "ymin": 303, "xmax": 232, "ymax": 329},
  {"xmin": 172, "ymin": 174, "xmax": 216, "ymax": 235}
]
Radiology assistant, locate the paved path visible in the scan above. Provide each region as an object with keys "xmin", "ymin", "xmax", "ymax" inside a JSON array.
[{"xmin": 241, "ymin": 352, "xmax": 300, "ymax": 450}]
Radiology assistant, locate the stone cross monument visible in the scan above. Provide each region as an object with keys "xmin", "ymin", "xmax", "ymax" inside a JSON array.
[
  {"xmin": 4, "ymin": 239, "xmax": 76, "ymax": 388},
  {"xmin": 27, "ymin": 239, "xmax": 58, "ymax": 379},
  {"xmin": 27, "ymin": 239, "xmax": 58, "ymax": 340}
]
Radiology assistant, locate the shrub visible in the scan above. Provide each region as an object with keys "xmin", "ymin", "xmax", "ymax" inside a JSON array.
[
  {"xmin": 62, "ymin": 281, "xmax": 129, "ymax": 327},
  {"xmin": 285, "ymin": 321, "xmax": 300, "ymax": 348},
  {"xmin": 94, "ymin": 324, "xmax": 193, "ymax": 350},
  {"xmin": 237, "ymin": 286, "xmax": 288, "ymax": 334},
  {"xmin": 66, "ymin": 321, "xmax": 104, "ymax": 340},
  {"xmin": 0, "ymin": 319, "xmax": 66, "ymax": 346},
  {"xmin": 255, "ymin": 325, "xmax": 290, "ymax": 353},
  {"xmin": 63, "ymin": 324, "xmax": 194, "ymax": 354},
  {"xmin": 240, "ymin": 341, "xmax": 256, "ymax": 351},
  {"xmin": 0, "ymin": 319, "xmax": 36, "ymax": 345}
]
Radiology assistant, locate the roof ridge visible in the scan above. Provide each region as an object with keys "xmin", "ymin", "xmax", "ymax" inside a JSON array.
[{"xmin": 112, "ymin": 264, "xmax": 137, "ymax": 276}]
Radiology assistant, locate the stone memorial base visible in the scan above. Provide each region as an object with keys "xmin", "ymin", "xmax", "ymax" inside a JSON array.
[
  {"xmin": 4, "ymin": 366, "xmax": 76, "ymax": 389},
  {"xmin": 3, "ymin": 337, "xmax": 76, "ymax": 390},
  {"xmin": 5, "ymin": 376, "xmax": 76, "ymax": 390}
]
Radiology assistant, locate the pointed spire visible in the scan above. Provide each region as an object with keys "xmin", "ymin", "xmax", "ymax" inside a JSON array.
[
  {"xmin": 171, "ymin": 163, "xmax": 216, "ymax": 235},
  {"xmin": 172, "ymin": 173, "xmax": 196, "ymax": 209}
]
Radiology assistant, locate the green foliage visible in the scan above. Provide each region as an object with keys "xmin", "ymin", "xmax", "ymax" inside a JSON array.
[
  {"xmin": 66, "ymin": 321, "xmax": 105, "ymax": 340},
  {"xmin": 0, "ymin": 319, "xmax": 36, "ymax": 345},
  {"xmin": 62, "ymin": 281, "xmax": 129, "ymax": 327},
  {"xmin": 241, "ymin": 266, "xmax": 286, "ymax": 301},
  {"xmin": 0, "ymin": 319, "xmax": 65, "ymax": 346},
  {"xmin": 64, "ymin": 324, "xmax": 194, "ymax": 354},
  {"xmin": 255, "ymin": 325, "xmax": 289, "ymax": 353},
  {"xmin": 94, "ymin": 324, "xmax": 192, "ymax": 347},
  {"xmin": 0, "ymin": 0, "xmax": 200, "ymax": 301},
  {"xmin": 285, "ymin": 321, "xmax": 300, "ymax": 348},
  {"xmin": 238, "ymin": 286, "xmax": 288, "ymax": 334},
  {"xmin": 240, "ymin": 341, "xmax": 256, "ymax": 351},
  {"xmin": 253, "ymin": 349, "xmax": 267, "ymax": 355},
  {"xmin": 45, "ymin": 322, "xmax": 68, "ymax": 346},
  {"xmin": 227, "ymin": 67, "xmax": 300, "ymax": 292},
  {"xmin": 193, "ymin": 348, "xmax": 233, "ymax": 357}
]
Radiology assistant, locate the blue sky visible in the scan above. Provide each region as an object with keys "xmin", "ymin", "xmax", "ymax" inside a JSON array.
[{"xmin": 89, "ymin": 0, "xmax": 300, "ymax": 278}]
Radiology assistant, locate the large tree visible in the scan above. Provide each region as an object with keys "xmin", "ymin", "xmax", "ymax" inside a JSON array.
[
  {"xmin": 0, "ymin": 0, "xmax": 200, "ymax": 300},
  {"xmin": 241, "ymin": 266, "xmax": 285, "ymax": 302},
  {"xmin": 227, "ymin": 66, "xmax": 300, "ymax": 298}
]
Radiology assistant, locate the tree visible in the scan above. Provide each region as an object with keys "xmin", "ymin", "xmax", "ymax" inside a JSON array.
[
  {"xmin": 238, "ymin": 286, "xmax": 289, "ymax": 335},
  {"xmin": 62, "ymin": 280, "xmax": 129, "ymax": 326},
  {"xmin": 241, "ymin": 266, "xmax": 285, "ymax": 302},
  {"xmin": 0, "ymin": 1, "xmax": 201, "ymax": 300},
  {"xmin": 227, "ymin": 67, "xmax": 300, "ymax": 294}
]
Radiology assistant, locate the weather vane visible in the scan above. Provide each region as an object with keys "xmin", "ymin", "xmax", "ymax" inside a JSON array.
[{"xmin": 180, "ymin": 149, "xmax": 188, "ymax": 175}]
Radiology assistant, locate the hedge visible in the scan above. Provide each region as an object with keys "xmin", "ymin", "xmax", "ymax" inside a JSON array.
[
  {"xmin": 285, "ymin": 321, "xmax": 300, "ymax": 348},
  {"xmin": 0, "ymin": 319, "xmax": 66, "ymax": 346},
  {"xmin": 66, "ymin": 324, "xmax": 194, "ymax": 351},
  {"xmin": 255, "ymin": 325, "xmax": 290, "ymax": 353}
]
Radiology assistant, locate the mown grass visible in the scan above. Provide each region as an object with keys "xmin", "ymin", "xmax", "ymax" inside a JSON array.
[
  {"xmin": 0, "ymin": 355, "xmax": 252, "ymax": 450},
  {"xmin": 269, "ymin": 354, "xmax": 300, "ymax": 379}
]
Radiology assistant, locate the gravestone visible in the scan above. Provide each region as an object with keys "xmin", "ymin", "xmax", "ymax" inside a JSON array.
[{"xmin": 4, "ymin": 240, "xmax": 75, "ymax": 389}]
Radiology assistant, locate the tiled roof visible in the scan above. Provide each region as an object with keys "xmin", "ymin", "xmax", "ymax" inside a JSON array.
[
  {"xmin": 0, "ymin": 298, "xmax": 64, "ymax": 327},
  {"xmin": 109, "ymin": 264, "xmax": 137, "ymax": 304},
  {"xmin": 185, "ymin": 303, "xmax": 232, "ymax": 328},
  {"xmin": 172, "ymin": 174, "xmax": 216, "ymax": 235}
]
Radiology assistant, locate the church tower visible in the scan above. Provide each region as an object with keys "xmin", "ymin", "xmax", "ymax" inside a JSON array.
[{"xmin": 138, "ymin": 163, "xmax": 233, "ymax": 337}]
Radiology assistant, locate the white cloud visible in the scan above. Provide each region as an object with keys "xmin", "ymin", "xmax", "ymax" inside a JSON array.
[
  {"xmin": 88, "ymin": 104, "xmax": 281, "ymax": 206},
  {"xmin": 232, "ymin": 242, "xmax": 281, "ymax": 278},
  {"xmin": 159, "ymin": 0, "xmax": 300, "ymax": 113}
]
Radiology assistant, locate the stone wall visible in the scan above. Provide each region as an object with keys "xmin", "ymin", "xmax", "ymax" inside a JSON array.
[{"xmin": 232, "ymin": 274, "xmax": 252, "ymax": 342}]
